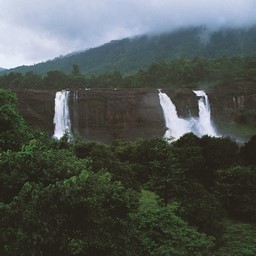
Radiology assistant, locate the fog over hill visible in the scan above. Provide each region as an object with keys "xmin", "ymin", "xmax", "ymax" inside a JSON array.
[
  {"xmin": 1, "ymin": 25, "xmax": 256, "ymax": 76},
  {"xmin": 1, "ymin": 0, "xmax": 256, "ymax": 69}
]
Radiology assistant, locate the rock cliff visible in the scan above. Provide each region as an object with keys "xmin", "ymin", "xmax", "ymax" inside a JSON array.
[{"xmin": 14, "ymin": 86, "xmax": 256, "ymax": 142}]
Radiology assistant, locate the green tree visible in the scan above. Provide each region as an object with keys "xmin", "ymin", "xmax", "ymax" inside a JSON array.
[
  {"xmin": 72, "ymin": 64, "xmax": 80, "ymax": 76},
  {"xmin": 215, "ymin": 219, "xmax": 256, "ymax": 256},
  {"xmin": 200, "ymin": 136, "xmax": 239, "ymax": 186},
  {"xmin": 172, "ymin": 133, "xmax": 205, "ymax": 182},
  {"xmin": 42, "ymin": 70, "xmax": 68, "ymax": 88},
  {"xmin": 240, "ymin": 135, "xmax": 256, "ymax": 165},
  {"xmin": 215, "ymin": 165, "xmax": 256, "ymax": 221},
  {"xmin": 0, "ymin": 135, "xmax": 91, "ymax": 202},
  {"xmin": 0, "ymin": 171, "xmax": 139, "ymax": 255},
  {"xmin": 21, "ymin": 71, "xmax": 42, "ymax": 88},
  {"xmin": 74, "ymin": 141, "xmax": 140, "ymax": 190},
  {"xmin": 0, "ymin": 89, "xmax": 28, "ymax": 151},
  {"xmin": 133, "ymin": 192, "xmax": 215, "ymax": 256},
  {"xmin": 177, "ymin": 180, "xmax": 225, "ymax": 237},
  {"xmin": 143, "ymin": 135, "xmax": 225, "ymax": 237}
]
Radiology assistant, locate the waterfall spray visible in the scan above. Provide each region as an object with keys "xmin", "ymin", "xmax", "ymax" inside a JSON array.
[
  {"xmin": 53, "ymin": 90, "xmax": 72, "ymax": 139},
  {"xmin": 158, "ymin": 90, "xmax": 192, "ymax": 140},
  {"xmin": 73, "ymin": 90, "xmax": 79, "ymax": 134},
  {"xmin": 193, "ymin": 90, "xmax": 217, "ymax": 137},
  {"xmin": 158, "ymin": 89, "xmax": 217, "ymax": 141}
]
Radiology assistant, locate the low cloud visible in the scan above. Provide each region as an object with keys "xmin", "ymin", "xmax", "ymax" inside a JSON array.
[{"xmin": 0, "ymin": 0, "xmax": 256, "ymax": 68}]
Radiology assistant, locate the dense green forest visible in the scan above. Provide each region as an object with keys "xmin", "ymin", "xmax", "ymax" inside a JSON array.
[
  {"xmin": 0, "ymin": 88, "xmax": 256, "ymax": 255},
  {"xmin": 1, "ymin": 56, "xmax": 256, "ymax": 90},
  {"xmin": 1, "ymin": 25, "xmax": 256, "ymax": 256},
  {"xmin": 1, "ymin": 26, "xmax": 256, "ymax": 76}
]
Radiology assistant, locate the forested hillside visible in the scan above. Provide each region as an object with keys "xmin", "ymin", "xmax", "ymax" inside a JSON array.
[
  {"xmin": 2, "ymin": 26, "xmax": 256, "ymax": 76},
  {"xmin": 1, "ymin": 56, "xmax": 256, "ymax": 89},
  {"xmin": 0, "ymin": 88, "xmax": 256, "ymax": 255}
]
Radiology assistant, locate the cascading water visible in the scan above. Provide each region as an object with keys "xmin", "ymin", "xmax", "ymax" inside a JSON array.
[
  {"xmin": 53, "ymin": 90, "xmax": 72, "ymax": 139},
  {"xmin": 193, "ymin": 90, "xmax": 217, "ymax": 137},
  {"xmin": 158, "ymin": 89, "xmax": 217, "ymax": 140},
  {"xmin": 158, "ymin": 90, "xmax": 192, "ymax": 140},
  {"xmin": 73, "ymin": 90, "xmax": 79, "ymax": 134}
]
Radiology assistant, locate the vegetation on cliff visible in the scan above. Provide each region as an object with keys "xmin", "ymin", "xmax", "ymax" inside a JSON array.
[{"xmin": 0, "ymin": 89, "xmax": 256, "ymax": 255}]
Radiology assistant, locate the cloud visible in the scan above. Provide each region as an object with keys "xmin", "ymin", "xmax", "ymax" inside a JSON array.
[{"xmin": 0, "ymin": 0, "xmax": 256, "ymax": 68}]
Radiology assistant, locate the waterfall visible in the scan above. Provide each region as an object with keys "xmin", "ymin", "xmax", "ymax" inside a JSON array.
[
  {"xmin": 73, "ymin": 90, "xmax": 79, "ymax": 134},
  {"xmin": 158, "ymin": 90, "xmax": 192, "ymax": 140},
  {"xmin": 53, "ymin": 90, "xmax": 72, "ymax": 139},
  {"xmin": 158, "ymin": 89, "xmax": 217, "ymax": 140},
  {"xmin": 193, "ymin": 90, "xmax": 217, "ymax": 137}
]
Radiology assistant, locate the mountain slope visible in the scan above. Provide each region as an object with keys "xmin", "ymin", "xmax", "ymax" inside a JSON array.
[{"xmin": 2, "ymin": 26, "xmax": 256, "ymax": 76}]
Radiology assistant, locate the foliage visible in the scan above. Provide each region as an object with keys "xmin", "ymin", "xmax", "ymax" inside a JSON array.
[
  {"xmin": 115, "ymin": 136, "xmax": 225, "ymax": 237},
  {"xmin": 0, "ymin": 171, "xmax": 139, "ymax": 255},
  {"xmin": 240, "ymin": 135, "xmax": 256, "ymax": 165},
  {"xmin": 74, "ymin": 141, "xmax": 140, "ymax": 190},
  {"xmin": 0, "ymin": 93, "xmax": 255, "ymax": 254},
  {"xmin": 177, "ymin": 180, "xmax": 225, "ymax": 237},
  {"xmin": 172, "ymin": 133, "xmax": 205, "ymax": 182},
  {"xmin": 0, "ymin": 89, "xmax": 29, "ymax": 151},
  {"xmin": 200, "ymin": 136, "xmax": 239, "ymax": 171},
  {"xmin": 133, "ymin": 191, "xmax": 215, "ymax": 256},
  {"xmin": 0, "ymin": 139, "xmax": 91, "ymax": 203},
  {"xmin": 215, "ymin": 165, "xmax": 256, "ymax": 221},
  {"xmin": 216, "ymin": 220, "xmax": 256, "ymax": 256},
  {"xmin": 1, "ymin": 55, "xmax": 256, "ymax": 90}
]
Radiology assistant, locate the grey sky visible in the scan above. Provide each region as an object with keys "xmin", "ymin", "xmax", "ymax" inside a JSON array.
[{"xmin": 0, "ymin": 0, "xmax": 256, "ymax": 68}]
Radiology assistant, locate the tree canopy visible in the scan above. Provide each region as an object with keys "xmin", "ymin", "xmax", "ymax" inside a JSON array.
[
  {"xmin": 0, "ymin": 89, "xmax": 255, "ymax": 255},
  {"xmin": 1, "ymin": 56, "xmax": 256, "ymax": 90}
]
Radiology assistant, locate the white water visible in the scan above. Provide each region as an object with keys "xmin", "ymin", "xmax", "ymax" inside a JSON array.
[
  {"xmin": 158, "ymin": 89, "xmax": 217, "ymax": 140},
  {"xmin": 53, "ymin": 90, "xmax": 72, "ymax": 139},
  {"xmin": 193, "ymin": 90, "xmax": 217, "ymax": 137},
  {"xmin": 158, "ymin": 90, "xmax": 192, "ymax": 140},
  {"xmin": 73, "ymin": 91, "xmax": 79, "ymax": 133}
]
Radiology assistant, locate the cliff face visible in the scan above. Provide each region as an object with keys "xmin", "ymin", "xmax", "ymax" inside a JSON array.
[
  {"xmin": 15, "ymin": 89, "xmax": 166, "ymax": 142},
  {"xmin": 15, "ymin": 89, "xmax": 56, "ymax": 134},
  {"xmin": 14, "ymin": 87, "xmax": 256, "ymax": 142},
  {"xmin": 209, "ymin": 85, "xmax": 256, "ymax": 124},
  {"xmin": 68, "ymin": 89, "xmax": 165, "ymax": 142}
]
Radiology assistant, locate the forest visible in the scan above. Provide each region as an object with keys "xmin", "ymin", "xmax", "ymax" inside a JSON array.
[
  {"xmin": 2, "ymin": 26, "xmax": 256, "ymax": 76},
  {"xmin": 0, "ymin": 87, "xmax": 256, "ymax": 255},
  {"xmin": 1, "ymin": 56, "xmax": 256, "ymax": 90}
]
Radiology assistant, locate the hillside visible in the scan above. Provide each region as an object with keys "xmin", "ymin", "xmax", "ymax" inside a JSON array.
[{"xmin": 2, "ymin": 26, "xmax": 256, "ymax": 76}]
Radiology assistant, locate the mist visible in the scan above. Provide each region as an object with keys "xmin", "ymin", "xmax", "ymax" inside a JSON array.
[{"xmin": 0, "ymin": 0, "xmax": 256, "ymax": 68}]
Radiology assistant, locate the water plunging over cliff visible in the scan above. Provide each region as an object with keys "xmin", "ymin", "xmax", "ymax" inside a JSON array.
[
  {"xmin": 158, "ymin": 89, "xmax": 217, "ymax": 140},
  {"xmin": 73, "ymin": 91, "xmax": 79, "ymax": 134},
  {"xmin": 193, "ymin": 90, "xmax": 217, "ymax": 137},
  {"xmin": 158, "ymin": 90, "xmax": 192, "ymax": 140},
  {"xmin": 53, "ymin": 90, "xmax": 72, "ymax": 139}
]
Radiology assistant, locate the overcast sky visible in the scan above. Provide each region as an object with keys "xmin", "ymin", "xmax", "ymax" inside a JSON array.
[{"xmin": 0, "ymin": 0, "xmax": 256, "ymax": 69}]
